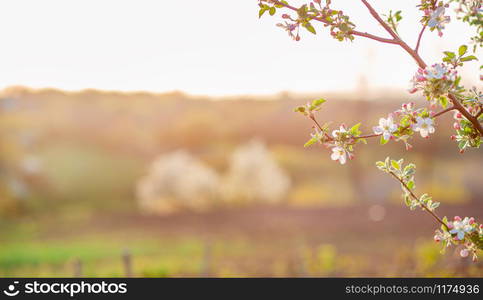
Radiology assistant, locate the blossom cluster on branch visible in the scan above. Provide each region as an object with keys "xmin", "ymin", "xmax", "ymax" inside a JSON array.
[
  {"xmin": 377, "ymin": 157, "xmax": 482, "ymax": 261},
  {"xmin": 257, "ymin": 0, "xmax": 482, "ymax": 260}
]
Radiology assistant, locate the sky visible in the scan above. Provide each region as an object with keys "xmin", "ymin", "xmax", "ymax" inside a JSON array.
[{"xmin": 0, "ymin": 0, "xmax": 480, "ymax": 96}]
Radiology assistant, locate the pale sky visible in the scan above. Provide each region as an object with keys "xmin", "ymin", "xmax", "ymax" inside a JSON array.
[{"xmin": 0, "ymin": 0, "xmax": 480, "ymax": 96}]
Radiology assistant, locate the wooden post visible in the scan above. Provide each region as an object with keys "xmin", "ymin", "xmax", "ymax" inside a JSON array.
[
  {"xmin": 73, "ymin": 259, "xmax": 83, "ymax": 277},
  {"xmin": 122, "ymin": 249, "xmax": 133, "ymax": 278},
  {"xmin": 201, "ymin": 240, "xmax": 213, "ymax": 277}
]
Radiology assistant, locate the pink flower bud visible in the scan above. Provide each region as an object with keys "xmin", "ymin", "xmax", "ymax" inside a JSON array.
[
  {"xmin": 433, "ymin": 235, "xmax": 441, "ymax": 243},
  {"xmin": 282, "ymin": 14, "xmax": 290, "ymax": 19},
  {"xmin": 453, "ymin": 122, "xmax": 461, "ymax": 130},
  {"xmin": 447, "ymin": 222, "xmax": 453, "ymax": 229},
  {"xmin": 459, "ymin": 149, "xmax": 465, "ymax": 154},
  {"xmin": 450, "ymin": 135, "xmax": 456, "ymax": 140},
  {"xmin": 405, "ymin": 144, "xmax": 413, "ymax": 151},
  {"xmin": 454, "ymin": 216, "xmax": 461, "ymax": 222},
  {"xmin": 409, "ymin": 88, "xmax": 418, "ymax": 94},
  {"xmin": 460, "ymin": 249, "xmax": 469, "ymax": 258},
  {"xmin": 468, "ymin": 217, "xmax": 475, "ymax": 225}
]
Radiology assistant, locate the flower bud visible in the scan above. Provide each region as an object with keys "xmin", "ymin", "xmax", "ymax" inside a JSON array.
[
  {"xmin": 453, "ymin": 122, "xmax": 461, "ymax": 130},
  {"xmin": 282, "ymin": 14, "xmax": 290, "ymax": 19},
  {"xmin": 454, "ymin": 216, "xmax": 461, "ymax": 222},
  {"xmin": 468, "ymin": 217, "xmax": 475, "ymax": 225},
  {"xmin": 450, "ymin": 135, "xmax": 456, "ymax": 140},
  {"xmin": 433, "ymin": 235, "xmax": 441, "ymax": 243},
  {"xmin": 460, "ymin": 249, "xmax": 469, "ymax": 258},
  {"xmin": 447, "ymin": 222, "xmax": 453, "ymax": 229}
]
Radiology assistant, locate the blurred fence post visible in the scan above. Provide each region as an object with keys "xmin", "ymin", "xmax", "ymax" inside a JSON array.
[
  {"xmin": 297, "ymin": 246, "xmax": 308, "ymax": 277},
  {"xmin": 73, "ymin": 259, "xmax": 83, "ymax": 277},
  {"xmin": 201, "ymin": 240, "xmax": 213, "ymax": 277},
  {"xmin": 122, "ymin": 249, "xmax": 133, "ymax": 278}
]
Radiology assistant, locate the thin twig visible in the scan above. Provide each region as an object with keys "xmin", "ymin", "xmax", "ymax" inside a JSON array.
[
  {"xmin": 308, "ymin": 105, "xmax": 455, "ymax": 143},
  {"xmin": 415, "ymin": 25, "xmax": 426, "ymax": 53},
  {"xmin": 388, "ymin": 171, "xmax": 449, "ymax": 230},
  {"xmin": 267, "ymin": 0, "xmax": 398, "ymax": 44},
  {"xmin": 432, "ymin": 105, "xmax": 455, "ymax": 118},
  {"xmin": 360, "ymin": 0, "xmax": 427, "ymax": 69}
]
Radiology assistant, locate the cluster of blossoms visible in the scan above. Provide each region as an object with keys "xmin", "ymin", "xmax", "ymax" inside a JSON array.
[
  {"xmin": 263, "ymin": 0, "xmax": 483, "ymax": 261},
  {"xmin": 260, "ymin": 0, "xmax": 356, "ymax": 42},
  {"xmin": 328, "ymin": 124, "xmax": 357, "ymax": 165},
  {"xmin": 373, "ymin": 102, "xmax": 436, "ymax": 150},
  {"xmin": 298, "ymin": 101, "xmax": 441, "ymax": 165},
  {"xmin": 418, "ymin": 1, "xmax": 451, "ymax": 36},
  {"xmin": 377, "ymin": 158, "xmax": 482, "ymax": 261},
  {"xmin": 409, "ymin": 63, "xmax": 457, "ymax": 105},
  {"xmin": 434, "ymin": 216, "xmax": 483, "ymax": 261},
  {"xmin": 452, "ymin": 0, "xmax": 482, "ymax": 50},
  {"xmin": 296, "ymin": 99, "xmax": 366, "ymax": 165}
]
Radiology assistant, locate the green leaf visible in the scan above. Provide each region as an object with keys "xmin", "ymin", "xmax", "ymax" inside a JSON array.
[
  {"xmin": 303, "ymin": 22, "xmax": 316, "ymax": 35},
  {"xmin": 259, "ymin": 8, "xmax": 268, "ymax": 18},
  {"xmin": 458, "ymin": 45, "xmax": 468, "ymax": 56},
  {"xmin": 439, "ymin": 96, "xmax": 448, "ymax": 108},
  {"xmin": 311, "ymin": 98, "xmax": 326, "ymax": 107},
  {"xmin": 431, "ymin": 202, "xmax": 440, "ymax": 210},
  {"xmin": 376, "ymin": 161, "xmax": 385, "ymax": 170},
  {"xmin": 304, "ymin": 137, "xmax": 317, "ymax": 147},
  {"xmin": 380, "ymin": 135, "xmax": 388, "ymax": 145},
  {"xmin": 269, "ymin": 7, "xmax": 276, "ymax": 16},
  {"xmin": 461, "ymin": 55, "xmax": 478, "ymax": 62},
  {"xmin": 391, "ymin": 159, "xmax": 400, "ymax": 170},
  {"xmin": 407, "ymin": 180, "xmax": 415, "ymax": 190},
  {"xmin": 404, "ymin": 194, "xmax": 411, "ymax": 207},
  {"xmin": 443, "ymin": 51, "xmax": 455, "ymax": 58},
  {"xmin": 294, "ymin": 106, "xmax": 306, "ymax": 113}
]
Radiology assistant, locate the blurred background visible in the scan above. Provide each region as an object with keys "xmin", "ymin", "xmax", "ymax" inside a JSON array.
[{"xmin": 0, "ymin": 0, "xmax": 482, "ymax": 277}]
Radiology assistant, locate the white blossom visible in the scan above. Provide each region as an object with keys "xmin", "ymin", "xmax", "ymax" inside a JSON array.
[
  {"xmin": 330, "ymin": 146, "xmax": 347, "ymax": 165},
  {"xmin": 449, "ymin": 217, "xmax": 474, "ymax": 240},
  {"xmin": 413, "ymin": 117, "xmax": 435, "ymax": 138},
  {"xmin": 331, "ymin": 125, "xmax": 347, "ymax": 138},
  {"xmin": 373, "ymin": 116, "xmax": 398, "ymax": 141},
  {"xmin": 428, "ymin": 6, "xmax": 450, "ymax": 32}
]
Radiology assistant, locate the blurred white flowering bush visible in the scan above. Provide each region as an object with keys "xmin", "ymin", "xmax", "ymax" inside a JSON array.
[
  {"xmin": 136, "ymin": 141, "xmax": 291, "ymax": 214},
  {"xmin": 136, "ymin": 151, "xmax": 220, "ymax": 214},
  {"xmin": 221, "ymin": 140, "xmax": 291, "ymax": 205}
]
